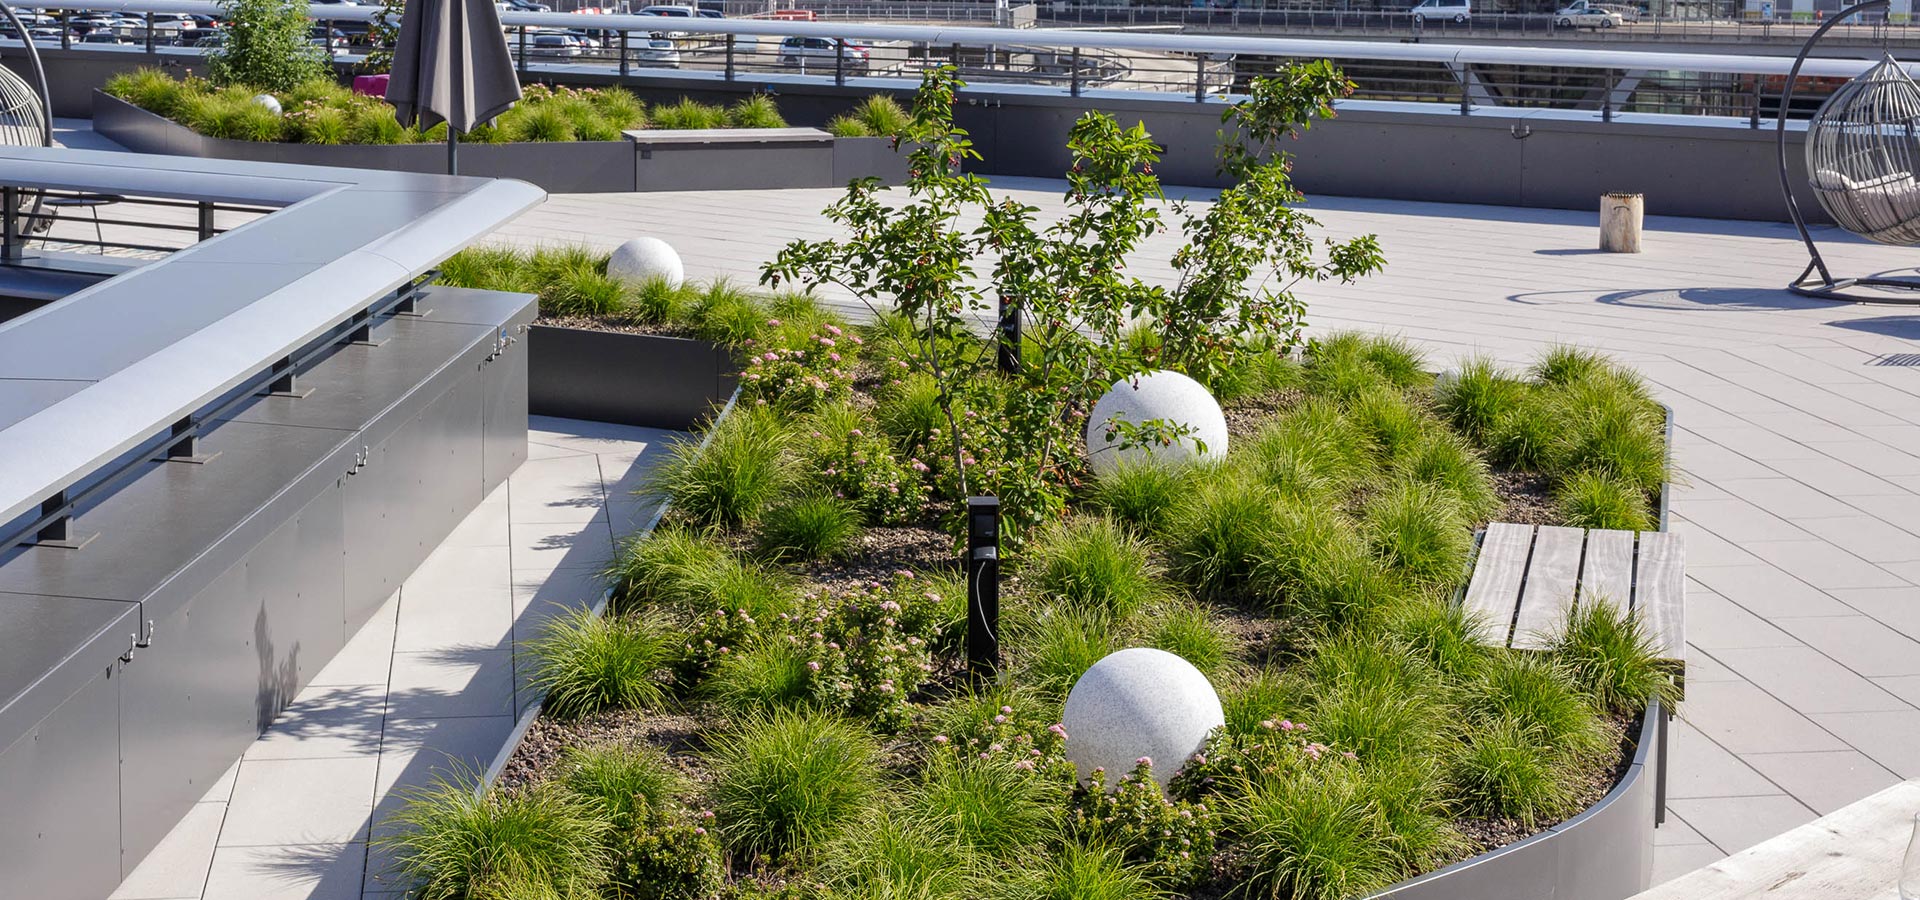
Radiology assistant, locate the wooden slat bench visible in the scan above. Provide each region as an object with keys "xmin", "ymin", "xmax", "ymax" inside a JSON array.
[
  {"xmin": 1459, "ymin": 522, "xmax": 1687, "ymax": 827},
  {"xmin": 1461, "ymin": 522, "xmax": 1686, "ymax": 676}
]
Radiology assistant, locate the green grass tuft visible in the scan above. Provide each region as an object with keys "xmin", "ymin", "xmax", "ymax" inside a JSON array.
[
  {"xmin": 1398, "ymin": 432, "xmax": 1501, "ymax": 523},
  {"xmin": 527, "ymin": 609, "xmax": 677, "ymax": 719},
  {"xmin": 1165, "ymin": 475, "xmax": 1283, "ymax": 598},
  {"xmin": 704, "ymin": 639, "xmax": 815, "ymax": 712},
  {"xmin": 709, "ymin": 708, "xmax": 882, "ymax": 860},
  {"xmin": 1232, "ymin": 765, "xmax": 1407, "ymax": 900},
  {"xmin": 646, "ymin": 406, "xmax": 795, "ymax": 530},
  {"xmin": 1148, "ymin": 600, "xmax": 1239, "ymax": 676},
  {"xmin": 1363, "ymin": 479, "xmax": 1473, "ymax": 589},
  {"xmin": 1449, "ymin": 717, "xmax": 1581, "ymax": 826},
  {"xmin": 1555, "ymin": 469, "xmax": 1654, "ymax": 531},
  {"xmin": 906, "ymin": 757, "xmax": 1054, "ymax": 857},
  {"xmin": 650, "ymin": 97, "xmax": 729, "ymax": 130},
  {"xmin": 1221, "ymin": 667, "xmax": 1309, "ymax": 736},
  {"xmin": 1087, "ymin": 460, "xmax": 1190, "ymax": 533},
  {"xmin": 1553, "ymin": 598, "xmax": 1678, "ymax": 715},
  {"xmin": 1462, "ymin": 653, "xmax": 1609, "ymax": 763},
  {"xmin": 1005, "ymin": 842, "xmax": 1167, "ymax": 900},
  {"xmin": 1436, "ymin": 356, "xmax": 1525, "ymax": 443},
  {"xmin": 557, "ymin": 742, "xmax": 687, "ymax": 832},
  {"xmin": 728, "ymin": 93, "xmax": 789, "ymax": 128},
  {"xmin": 1016, "ymin": 607, "xmax": 1121, "ymax": 697},
  {"xmin": 378, "ymin": 771, "xmax": 613, "ymax": 900},
  {"xmin": 1530, "ymin": 345, "xmax": 1612, "ymax": 387},
  {"xmin": 822, "ymin": 809, "xmax": 978, "ymax": 898},
  {"xmin": 756, "ymin": 494, "xmax": 861, "ymax": 562},
  {"xmin": 1028, "ymin": 516, "xmax": 1165, "ymax": 620}
]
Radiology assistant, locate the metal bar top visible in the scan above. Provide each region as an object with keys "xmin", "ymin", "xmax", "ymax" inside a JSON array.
[
  {"xmin": 25, "ymin": 0, "xmax": 1911, "ymax": 79},
  {"xmin": 0, "ymin": 146, "xmax": 545, "ymax": 531}
]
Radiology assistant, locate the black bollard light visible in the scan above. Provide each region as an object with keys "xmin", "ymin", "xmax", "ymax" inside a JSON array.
[
  {"xmin": 965, "ymin": 495, "xmax": 1002, "ymax": 681},
  {"xmin": 996, "ymin": 294, "xmax": 1021, "ymax": 374}
]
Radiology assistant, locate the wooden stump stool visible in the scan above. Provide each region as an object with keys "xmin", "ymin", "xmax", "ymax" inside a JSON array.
[{"xmin": 1600, "ymin": 192, "xmax": 1644, "ymax": 253}]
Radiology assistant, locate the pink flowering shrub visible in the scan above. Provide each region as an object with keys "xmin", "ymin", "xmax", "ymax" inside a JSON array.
[
  {"xmin": 927, "ymin": 698, "xmax": 1074, "ymax": 784},
  {"xmin": 739, "ymin": 321, "xmax": 860, "ymax": 412},
  {"xmin": 802, "ymin": 420, "xmax": 929, "ymax": 525},
  {"xmin": 678, "ymin": 607, "xmax": 765, "ymax": 681},
  {"xmin": 1169, "ymin": 719, "xmax": 1356, "ymax": 801},
  {"xmin": 793, "ymin": 576, "xmax": 944, "ymax": 730},
  {"xmin": 1069, "ymin": 759, "xmax": 1219, "ymax": 887},
  {"xmin": 611, "ymin": 800, "xmax": 724, "ymax": 900}
]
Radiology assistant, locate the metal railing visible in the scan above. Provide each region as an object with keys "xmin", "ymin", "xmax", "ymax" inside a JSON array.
[
  {"xmin": 21, "ymin": 0, "xmax": 1910, "ymax": 122},
  {"xmin": 10, "ymin": 192, "xmax": 271, "ymax": 257}
]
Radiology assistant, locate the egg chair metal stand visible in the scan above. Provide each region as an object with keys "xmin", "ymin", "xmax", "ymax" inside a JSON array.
[
  {"xmin": 1777, "ymin": 0, "xmax": 1920, "ymax": 303},
  {"xmin": 0, "ymin": 0, "xmax": 53, "ymax": 258}
]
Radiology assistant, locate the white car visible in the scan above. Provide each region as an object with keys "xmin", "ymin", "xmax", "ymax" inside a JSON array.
[
  {"xmin": 529, "ymin": 32, "xmax": 593, "ymax": 56},
  {"xmin": 633, "ymin": 35, "xmax": 680, "ymax": 67},
  {"xmin": 1408, "ymin": 0, "xmax": 1471, "ymax": 24},
  {"xmin": 1554, "ymin": 0, "xmax": 1624, "ymax": 27},
  {"xmin": 780, "ymin": 35, "xmax": 870, "ymax": 72},
  {"xmin": 634, "ymin": 5, "xmax": 696, "ymax": 37}
]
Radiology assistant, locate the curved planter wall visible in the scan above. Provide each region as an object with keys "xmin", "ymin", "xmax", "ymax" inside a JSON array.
[
  {"xmin": 91, "ymin": 92, "xmax": 909, "ymax": 194},
  {"xmin": 506, "ymin": 344, "xmax": 1673, "ymax": 900}
]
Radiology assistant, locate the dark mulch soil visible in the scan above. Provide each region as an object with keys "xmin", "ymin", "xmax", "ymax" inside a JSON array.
[
  {"xmin": 500, "ymin": 709, "xmax": 711, "ymax": 793},
  {"xmin": 537, "ymin": 313, "xmax": 698, "ymax": 338},
  {"xmin": 1492, "ymin": 470, "xmax": 1560, "ymax": 527}
]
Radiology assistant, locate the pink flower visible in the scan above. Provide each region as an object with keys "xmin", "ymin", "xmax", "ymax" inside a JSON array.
[
  {"xmin": 934, "ymin": 734, "xmax": 949, "ymax": 744},
  {"xmin": 1135, "ymin": 756, "xmax": 1153, "ymax": 767},
  {"xmin": 807, "ymin": 661, "xmax": 822, "ymax": 671},
  {"xmin": 1048, "ymin": 723, "xmax": 1069, "ymax": 739},
  {"xmin": 1000, "ymin": 706, "xmax": 1013, "ymax": 714}
]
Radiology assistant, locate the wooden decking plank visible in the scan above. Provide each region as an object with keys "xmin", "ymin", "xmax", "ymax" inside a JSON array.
[
  {"xmin": 1461, "ymin": 523, "xmax": 1533, "ymax": 647},
  {"xmin": 1634, "ymin": 530, "xmax": 1687, "ymax": 667},
  {"xmin": 1579, "ymin": 529, "xmax": 1636, "ymax": 612},
  {"xmin": 1511, "ymin": 525, "xmax": 1586, "ymax": 650}
]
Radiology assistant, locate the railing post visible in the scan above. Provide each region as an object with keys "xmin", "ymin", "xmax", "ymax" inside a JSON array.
[
  {"xmin": 1601, "ymin": 70, "xmax": 1614, "ymax": 122},
  {"xmin": 725, "ymin": 33, "xmax": 736, "ymax": 80},
  {"xmin": 2, "ymin": 186, "xmax": 18, "ymax": 262},
  {"xmin": 144, "ymin": 12, "xmax": 155, "ymax": 55},
  {"xmin": 1459, "ymin": 65, "xmax": 1471, "ymax": 115},
  {"xmin": 1194, "ymin": 53, "xmax": 1205, "ymax": 101},
  {"xmin": 835, "ymin": 37, "xmax": 846, "ymax": 86},
  {"xmin": 1070, "ymin": 45, "xmax": 1081, "ymax": 97},
  {"xmin": 619, "ymin": 29, "xmax": 629, "ymax": 77},
  {"xmin": 1750, "ymin": 76, "xmax": 1764, "ymax": 129},
  {"xmin": 196, "ymin": 201, "xmax": 214, "ymax": 242},
  {"xmin": 517, "ymin": 27, "xmax": 528, "ymax": 76},
  {"xmin": 60, "ymin": 11, "xmax": 70, "ymax": 49}
]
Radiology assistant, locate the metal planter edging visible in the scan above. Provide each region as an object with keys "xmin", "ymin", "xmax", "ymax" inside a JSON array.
[{"xmin": 526, "ymin": 325, "xmax": 738, "ymax": 431}]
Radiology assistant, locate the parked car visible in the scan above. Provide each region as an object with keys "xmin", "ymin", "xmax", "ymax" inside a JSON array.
[
  {"xmin": 193, "ymin": 31, "xmax": 226, "ymax": 47},
  {"xmin": 779, "ymin": 35, "xmax": 870, "ymax": 72},
  {"xmin": 80, "ymin": 29, "xmax": 133, "ymax": 44},
  {"xmin": 1408, "ymin": 0, "xmax": 1471, "ymax": 23},
  {"xmin": 633, "ymin": 35, "xmax": 681, "ymax": 67},
  {"xmin": 505, "ymin": 0, "xmax": 552, "ymax": 9},
  {"xmin": 696, "ymin": 8, "xmax": 724, "ymax": 16},
  {"xmin": 636, "ymin": 4, "xmax": 697, "ymax": 15},
  {"xmin": 1554, "ymin": 0, "xmax": 1623, "ymax": 27},
  {"xmin": 529, "ymin": 32, "xmax": 595, "ymax": 57}
]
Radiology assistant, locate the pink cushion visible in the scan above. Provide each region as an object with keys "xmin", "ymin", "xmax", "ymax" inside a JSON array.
[{"xmin": 352, "ymin": 74, "xmax": 390, "ymax": 98}]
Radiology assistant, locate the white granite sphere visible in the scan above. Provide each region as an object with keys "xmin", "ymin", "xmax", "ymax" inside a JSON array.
[
  {"xmin": 607, "ymin": 237, "xmax": 684, "ymax": 290},
  {"xmin": 1063, "ymin": 647, "xmax": 1225, "ymax": 791},
  {"xmin": 251, "ymin": 94, "xmax": 282, "ymax": 115},
  {"xmin": 1084, "ymin": 370, "xmax": 1229, "ymax": 478}
]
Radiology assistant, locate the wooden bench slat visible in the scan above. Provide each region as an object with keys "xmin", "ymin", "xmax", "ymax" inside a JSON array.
[
  {"xmin": 1579, "ymin": 529, "xmax": 1636, "ymax": 611},
  {"xmin": 1511, "ymin": 525, "xmax": 1586, "ymax": 650},
  {"xmin": 1634, "ymin": 530, "xmax": 1687, "ymax": 666},
  {"xmin": 1461, "ymin": 523, "xmax": 1533, "ymax": 647}
]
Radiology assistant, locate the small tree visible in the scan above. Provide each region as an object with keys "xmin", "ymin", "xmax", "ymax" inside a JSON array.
[
  {"xmin": 764, "ymin": 65, "xmax": 1384, "ymax": 538},
  {"xmin": 207, "ymin": 0, "xmax": 329, "ymax": 91}
]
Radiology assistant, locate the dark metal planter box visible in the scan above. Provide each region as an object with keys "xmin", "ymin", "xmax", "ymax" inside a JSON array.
[
  {"xmin": 93, "ymin": 91, "xmax": 634, "ymax": 193},
  {"xmin": 628, "ymin": 126, "xmax": 836, "ymax": 191},
  {"xmin": 527, "ymin": 325, "xmax": 737, "ymax": 431}
]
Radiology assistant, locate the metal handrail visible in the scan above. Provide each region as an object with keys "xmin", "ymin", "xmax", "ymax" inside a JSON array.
[{"xmin": 19, "ymin": 0, "xmax": 1913, "ymax": 80}]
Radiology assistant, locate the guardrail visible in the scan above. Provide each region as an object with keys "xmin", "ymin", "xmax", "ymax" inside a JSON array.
[{"xmin": 18, "ymin": 0, "xmax": 1906, "ymax": 121}]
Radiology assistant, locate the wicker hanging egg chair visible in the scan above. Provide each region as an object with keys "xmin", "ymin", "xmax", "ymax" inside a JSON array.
[{"xmin": 1778, "ymin": 0, "xmax": 1920, "ymax": 301}]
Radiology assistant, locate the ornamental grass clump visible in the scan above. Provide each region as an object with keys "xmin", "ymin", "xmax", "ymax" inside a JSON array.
[
  {"xmin": 729, "ymin": 93, "xmax": 788, "ymax": 129},
  {"xmin": 703, "ymin": 639, "xmax": 813, "ymax": 712},
  {"xmin": 709, "ymin": 708, "xmax": 882, "ymax": 861},
  {"xmin": 822, "ymin": 811, "xmax": 979, "ymax": 898},
  {"xmin": 1087, "ymin": 459, "xmax": 1191, "ymax": 533},
  {"xmin": 1435, "ymin": 356, "xmax": 1525, "ymax": 443},
  {"xmin": 528, "ymin": 608, "xmax": 677, "ymax": 719},
  {"xmin": 1230, "ymin": 764, "xmax": 1406, "ymax": 900},
  {"xmin": 1450, "ymin": 717, "xmax": 1581, "ymax": 826},
  {"xmin": 647, "ymin": 405, "xmax": 795, "ymax": 529},
  {"xmin": 526, "ymin": 245, "xmax": 627, "ymax": 317},
  {"xmin": 905, "ymin": 756, "xmax": 1057, "ymax": 857},
  {"xmin": 605, "ymin": 527, "xmax": 729, "ymax": 611},
  {"xmin": 1221, "ymin": 668, "xmax": 1308, "ymax": 736},
  {"xmin": 1164, "ymin": 476, "xmax": 1284, "ymax": 598},
  {"xmin": 650, "ymin": 97, "xmax": 729, "ymax": 130},
  {"xmin": 1397, "ymin": 432, "xmax": 1501, "ymax": 524},
  {"xmin": 1239, "ymin": 399, "xmax": 1376, "ymax": 500},
  {"xmin": 1363, "ymin": 478, "xmax": 1473, "ymax": 589},
  {"xmin": 756, "ymin": 494, "xmax": 861, "ymax": 561},
  {"xmin": 379, "ymin": 772, "xmax": 613, "ymax": 900},
  {"xmin": 1017, "ymin": 607, "xmax": 1122, "ymax": 697},
  {"xmin": 1149, "ymin": 600, "xmax": 1239, "ymax": 676},
  {"xmin": 688, "ymin": 283, "xmax": 770, "ymax": 345},
  {"xmin": 1555, "ymin": 469, "xmax": 1654, "ymax": 531},
  {"xmin": 1462, "ymin": 653, "xmax": 1610, "ymax": 764},
  {"xmin": 1008, "ymin": 842, "xmax": 1169, "ymax": 900},
  {"xmin": 1552, "ymin": 599, "xmax": 1679, "ymax": 715},
  {"xmin": 558, "ymin": 743, "xmax": 687, "ymax": 833},
  {"xmin": 1386, "ymin": 600, "xmax": 1490, "ymax": 680},
  {"xmin": 1345, "ymin": 386, "xmax": 1434, "ymax": 465},
  {"xmin": 1028, "ymin": 516, "xmax": 1165, "ymax": 619}
]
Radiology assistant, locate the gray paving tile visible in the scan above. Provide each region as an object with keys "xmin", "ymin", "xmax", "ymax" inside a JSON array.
[
  {"xmin": 1685, "ymin": 589, "xmax": 1804, "ymax": 650},
  {"xmin": 1809, "ymin": 710, "xmax": 1920, "ymax": 778},
  {"xmin": 510, "ymin": 518, "xmax": 616, "ymax": 573},
  {"xmin": 218, "ymin": 758, "xmax": 378, "ymax": 846},
  {"xmin": 1708, "ymin": 478, "xmax": 1858, "ymax": 519},
  {"xmin": 1665, "ymin": 717, "xmax": 1781, "ymax": 799},
  {"xmin": 1742, "ymin": 750, "xmax": 1903, "ymax": 815},
  {"xmin": 1681, "ymin": 647, "xmax": 1742, "ymax": 683},
  {"xmin": 1791, "ymin": 515, "xmax": 1920, "ymax": 564},
  {"xmin": 244, "ymin": 684, "xmax": 387, "ymax": 761},
  {"xmin": 1673, "ymin": 500, "xmax": 1811, "ymax": 545},
  {"xmin": 1678, "ymin": 680, "xmax": 1847, "ymax": 755},
  {"xmin": 385, "ymin": 649, "xmax": 514, "ymax": 719},
  {"xmin": 111, "ymin": 802, "xmax": 225, "ymax": 900},
  {"xmin": 1654, "ymin": 815, "xmax": 1710, "ymax": 847},
  {"xmin": 370, "ymin": 715, "xmax": 518, "ymax": 838},
  {"xmin": 1712, "ymin": 646, "xmax": 1910, "ymax": 713},
  {"xmin": 1739, "ymin": 540, "xmax": 1905, "ymax": 590},
  {"xmin": 1664, "ymin": 794, "xmax": 1818, "ymax": 856},
  {"xmin": 1774, "ymin": 614, "xmax": 1920, "ymax": 677},
  {"xmin": 1764, "ymin": 457, "xmax": 1903, "ymax": 497},
  {"xmin": 201, "ymin": 843, "xmax": 365, "ymax": 900},
  {"xmin": 1651, "ymin": 843, "xmax": 1728, "ymax": 885},
  {"xmin": 309, "ymin": 593, "xmax": 398, "ymax": 688},
  {"xmin": 1830, "ymin": 586, "xmax": 1920, "ymax": 642},
  {"xmin": 1687, "ymin": 564, "xmax": 1854, "ymax": 618}
]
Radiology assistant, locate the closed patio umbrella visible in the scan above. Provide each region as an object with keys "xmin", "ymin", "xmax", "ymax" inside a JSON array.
[{"xmin": 385, "ymin": 0, "xmax": 521, "ymax": 175}]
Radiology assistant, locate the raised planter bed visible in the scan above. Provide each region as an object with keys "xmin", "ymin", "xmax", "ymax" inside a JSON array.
[
  {"xmin": 92, "ymin": 92, "xmax": 910, "ymax": 194},
  {"xmin": 526, "ymin": 325, "xmax": 737, "ymax": 430}
]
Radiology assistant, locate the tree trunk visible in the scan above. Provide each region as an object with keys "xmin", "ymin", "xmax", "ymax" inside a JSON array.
[{"xmin": 1600, "ymin": 192, "xmax": 1644, "ymax": 253}]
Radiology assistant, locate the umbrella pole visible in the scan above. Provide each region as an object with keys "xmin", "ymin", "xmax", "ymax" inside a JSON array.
[{"xmin": 448, "ymin": 125, "xmax": 458, "ymax": 176}]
